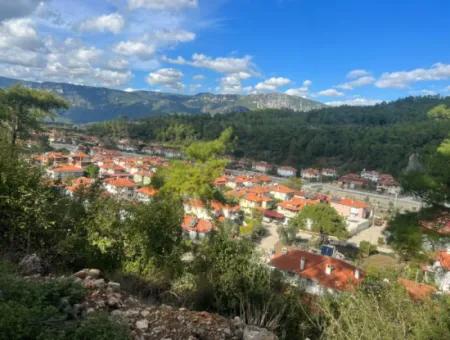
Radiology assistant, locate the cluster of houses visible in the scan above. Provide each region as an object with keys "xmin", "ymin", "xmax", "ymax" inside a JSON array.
[{"xmin": 338, "ymin": 169, "xmax": 401, "ymax": 195}]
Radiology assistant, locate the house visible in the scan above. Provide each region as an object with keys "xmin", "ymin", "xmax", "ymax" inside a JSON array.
[
  {"xmin": 240, "ymin": 193, "xmax": 273, "ymax": 214},
  {"xmin": 321, "ymin": 168, "xmax": 337, "ymax": 179},
  {"xmin": 263, "ymin": 209, "xmax": 285, "ymax": 224},
  {"xmin": 255, "ymin": 175, "xmax": 272, "ymax": 185},
  {"xmin": 330, "ymin": 198, "xmax": 371, "ymax": 219},
  {"xmin": 36, "ymin": 151, "xmax": 68, "ymax": 166},
  {"xmin": 133, "ymin": 170, "xmax": 153, "ymax": 185},
  {"xmin": 360, "ymin": 169, "xmax": 380, "ymax": 183},
  {"xmin": 269, "ymin": 250, "xmax": 363, "ymax": 295},
  {"xmin": 277, "ymin": 166, "xmax": 297, "ymax": 178},
  {"xmin": 183, "ymin": 199, "xmax": 211, "ymax": 220},
  {"xmin": 47, "ymin": 165, "xmax": 84, "ymax": 180},
  {"xmin": 398, "ymin": 278, "xmax": 437, "ymax": 301},
  {"xmin": 252, "ymin": 161, "xmax": 272, "ymax": 173},
  {"xmin": 432, "ymin": 249, "xmax": 450, "ymax": 293},
  {"xmin": 69, "ymin": 151, "xmax": 91, "ymax": 167},
  {"xmin": 210, "ymin": 200, "xmax": 241, "ymax": 221},
  {"xmin": 135, "ymin": 186, "xmax": 158, "ymax": 203},
  {"xmin": 99, "ymin": 163, "xmax": 126, "ymax": 177},
  {"xmin": 103, "ymin": 177, "xmax": 136, "ymax": 199},
  {"xmin": 277, "ymin": 197, "xmax": 319, "ymax": 220},
  {"xmin": 301, "ymin": 168, "xmax": 321, "ymax": 182},
  {"xmin": 65, "ymin": 177, "xmax": 94, "ymax": 196},
  {"xmin": 376, "ymin": 174, "xmax": 401, "ymax": 195},
  {"xmin": 181, "ymin": 215, "xmax": 214, "ymax": 240},
  {"xmin": 338, "ymin": 173, "xmax": 369, "ymax": 189},
  {"xmin": 270, "ymin": 184, "xmax": 295, "ymax": 201}
]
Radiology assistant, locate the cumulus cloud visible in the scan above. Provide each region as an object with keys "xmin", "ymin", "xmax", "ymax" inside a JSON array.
[
  {"xmin": 337, "ymin": 69, "xmax": 375, "ymax": 90},
  {"xmin": 317, "ymin": 88, "xmax": 344, "ymax": 97},
  {"xmin": 113, "ymin": 40, "xmax": 155, "ymax": 59},
  {"xmin": 254, "ymin": 77, "xmax": 291, "ymax": 92},
  {"xmin": 0, "ymin": 18, "xmax": 42, "ymax": 51},
  {"xmin": 154, "ymin": 29, "xmax": 195, "ymax": 43},
  {"xmin": 218, "ymin": 72, "xmax": 252, "ymax": 94},
  {"xmin": 128, "ymin": 0, "xmax": 198, "ymax": 10},
  {"xmin": 192, "ymin": 74, "xmax": 204, "ymax": 80},
  {"xmin": 79, "ymin": 13, "xmax": 124, "ymax": 34},
  {"xmin": 326, "ymin": 96, "xmax": 382, "ymax": 107},
  {"xmin": 285, "ymin": 80, "xmax": 312, "ymax": 98},
  {"xmin": 0, "ymin": 0, "xmax": 45, "ymax": 21},
  {"xmin": 146, "ymin": 67, "xmax": 184, "ymax": 90},
  {"xmin": 165, "ymin": 53, "xmax": 255, "ymax": 74},
  {"xmin": 375, "ymin": 63, "xmax": 450, "ymax": 88}
]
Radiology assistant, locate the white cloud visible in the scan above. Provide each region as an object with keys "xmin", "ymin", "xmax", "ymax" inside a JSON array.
[
  {"xmin": 375, "ymin": 63, "xmax": 450, "ymax": 88},
  {"xmin": 347, "ymin": 69, "xmax": 371, "ymax": 79},
  {"xmin": 337, "ymin": 69, "xmax": 375, "ymax": 90},
  {"xmin": 128, "ymin": 0, "xmax": 198, "ymax": 10},
  {"xmin": 154, "ymin": 29, "xmax": 195, "ymax": 43},
  {"xmin": 285, "ymin": 80, "xmax": 312, "ymax": 98},
  {"xmin": 79, "ymin": 13, "xmax": 124, "ymax": 34},
  {"xmin": 218, "ymin": 72, "xmax": 252, "ymax": 94},
  {"xmin": 419, "ymin": 89, "xmax": 438, "ymax": 96},
  {"xmin": 446, "ymin": 86, "xmax": 450, "ymax": 92},
  {"xmin": 113, "ymin": 40, "xmax": 155, "ymax": 59},
  {"xmin": 165, "ymin": 53, "xmax": 255, "ymax": 74},
  {"xmin": 317, "ymin": 88, "xmax": 344, "ymax": 97},
  {"xmin": 0, "ymin": 18, "xmax": 42, "ymax": 50},
  {"xmin": 0, "ymin": 0, "xmax": 45, "ymax": 21},
  {"xmin": 108, "ymin": 58, "xmax": 129, "ymax": 70},
  {"xmin": 146, "ymin": 67, "xmax": 184, "ymax": 90},
  {"xmin": 193, "ymin": 74, "xmax": 204, "ymax": 80},
  {"xmin": 326, "ymin": 96, "xmax": 382, "ymax": 107},
  {"xmin": 254, "ymin": 77, "xmax": 291, "ymax": 91}
]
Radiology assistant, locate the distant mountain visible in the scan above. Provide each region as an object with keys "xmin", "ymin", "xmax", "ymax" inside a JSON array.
[{"xmin": 0, "ymin": 76, "xmax": 325, "ymax": 123}]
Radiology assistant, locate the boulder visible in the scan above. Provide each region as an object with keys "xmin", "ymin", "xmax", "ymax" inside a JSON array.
[
  {"xmin": 243, "ymin": 325, "xmax": 278, "ymax": 340},
  {"xmin": 136, "ymin": 319, "xmax": 149, "ymax": 330},
  {"xmin": 87, "ymin": 268, "xmax": 101, "ymax": 279},
  {"xmin": 18, "ymin": 254, "xmax": 45, "ymax": 275}
]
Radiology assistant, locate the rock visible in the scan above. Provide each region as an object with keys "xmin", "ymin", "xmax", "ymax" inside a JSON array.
[
  {"xmin": 140, "ymin": 309, "xmax": 150, "ymax": 317},
  {"xmin": 18, "ymin": 254, "xmax": 45, "ymax": 275},
  {"xmin": 243, "ymin": 325, "xmax": 278, "ymax": 340},
  {"xmin": 107, "ymin": 295, "xmax": 121, "ymax": 308},
  {"xmin": 92, "ymin": 278, "xmax": 105, "ymax": 289},
  {"xmin": 107, "ymin": 281, "xmax": 121, "ymax": 291},
  {"xmin": 87, "ymin": 268, "xmax": 101, "ymax": 279},
  {"xmin": 135, "ymin": 319, "xmax": 149, "ymax": 330},
  {"xmin": 73, "ymin": 269, "xmax": 89, "ymax": 279}
]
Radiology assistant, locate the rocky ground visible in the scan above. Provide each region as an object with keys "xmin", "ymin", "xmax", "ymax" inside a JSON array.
[{"xmin": 18, "ymin": 255, "xmax": 277, "ymax": 340}]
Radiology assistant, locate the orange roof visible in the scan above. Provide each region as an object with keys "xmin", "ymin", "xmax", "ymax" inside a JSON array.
[
  {"xmin": 72, "ymin": 177, "xmax": 94, "ymax": 186},
  {"xmin": 244, "ymin": 193, "xmax": 272, "ymax": 203},
  {"xmin": 279, "ymin": 198, "xmax": 319, "ymax": 212},
  {"xmin": 211, "ymin": 200, "xmax": 240, "ymax": 212},
  {"xmin": 104, "ymin": 177, "xmax": 135, "ymax": 188},
  {"xmin": 270, "ymin": 184, "xmax": 295, "ymax": 194},
  {"xmin": 51, "ymin": 165, "xmax": 84, "ymax": 173},
  {"xmin": 398, "ymin": 278, "xmax": 436, "ymax": 301},
  {"xmin": 270, "ymin": 250, "xmax": 363, "ymax": 291},
  {"xmin": 71, "ymin": 151, "xmax": 89, "ymax": 158},
  {"xmin": 247, "ymin": 185, "xmax": 271, "ymax": 195},
  {"xmin": 226, "ymin": 189, "xmax": 247, "ymax": 199},
  {"xmin": 256, "ymin": 175, "xmax": 272, "ymax": 183},
  {"xmin": 438, "ymin": 251, "xmax": 450, "ymax": 270},
  {"xmin": 186, "ymin": 198, "xmax": 206, "ymax": 209},
  {"xmin": 181, "ymin": 215, "xmax": 213, "ymax": 233},
  {"xmin": 137, "ymin": 186, "xmax": 158, "ymax": 197},
  {"xmin": 337, "ymin": 198, "xmax": 368, "ymax": 209}
]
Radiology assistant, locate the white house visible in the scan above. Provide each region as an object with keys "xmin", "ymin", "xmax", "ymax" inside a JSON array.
[
  {"xmin": 103, "ymin": 177, "xmax": 136, "ymax": 199},
  {"xmin": 277, "ymin": 166, "xmax": 297, "ymax": 177},
  {"xmin": 47, "ymin": 165, "xmax": 84, "ymax": 180}
]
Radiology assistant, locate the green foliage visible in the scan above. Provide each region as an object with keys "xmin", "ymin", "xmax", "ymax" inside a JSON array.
[
  {"xmin": 428, "ymin": 104, "xmax": 450, "ymax": 120},
  {"xmin": 358, "ymin": 241, "xmax": 377, "ymax": 258},
  {"xmin": 289, "ymin": 203, "xmax": 348, "ymax": 239},
  {"xmin": 85, "ymin": 164, "xmax": 99, "ymax": 178},
  {"xmin": 159, "ymin": 128, "xmax": 233, "ymax": 200},
  {"xmin": 320, "ymin": 281, "xmax": 450, "ymax": 340},
  {"xmin": 0, "ymin": 85, "xmax": 68, "ymax": 145},
  {"xmin": 156, "ymin": 122, "xmax": 197, "ymax": 145},
  {"xmin": 282, "ymin": 177, "xmax": 303, "ymax": 190},
  {"xmin": 0, "ymin": 263, "xmax": 130, "ymax": 340}
]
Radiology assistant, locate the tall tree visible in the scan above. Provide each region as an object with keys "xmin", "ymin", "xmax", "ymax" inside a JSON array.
[{"xmin": 0, "ymin": 85, "xmax": 68, "ymax": 145}]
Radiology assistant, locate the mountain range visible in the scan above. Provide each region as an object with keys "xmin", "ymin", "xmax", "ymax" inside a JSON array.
[{"xmin": 0, "ymin": 76, "xmax": 325, "ymax": 123}]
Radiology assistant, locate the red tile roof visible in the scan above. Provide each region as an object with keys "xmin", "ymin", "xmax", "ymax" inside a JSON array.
[
  {"xmin": 136, "ymin": 187, "xmax": 158, "ymax": 197},
  {"xmin": 104, "ymin": 177, "xmax": 135, "ymax": 188},
  {"xmin": 278, "ymin": 198, "xmax": 319, "ymax": 212},
  {"xmin": 181, "ymin": 215, "xmax": 213, "ymax": 233},
  {"xmin": 51, "ymin": 165, "xmax": 84, "ymax": 173},
  {"xmin": 398, "ymin": 278, "xmax": 436, "ymax": 301},
  {"xmin": 438, "ymin": 251, "xmax": 450, "ymax": 271},
  {"xmin": 270, "ymin": 184, "xmax": 295, "ymax": 194},
  {"xmin": 270, "ymin": 250, "xmax": 363, "ymax": 291},
  {"xmin": 336, "ymin": 198, "xmax": 369, "ymax": 209}
]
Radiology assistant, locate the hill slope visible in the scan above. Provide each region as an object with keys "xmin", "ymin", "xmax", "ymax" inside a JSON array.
[{"xmin": 0, "ymin": 76, "xmax": 324, "ymax": 123}]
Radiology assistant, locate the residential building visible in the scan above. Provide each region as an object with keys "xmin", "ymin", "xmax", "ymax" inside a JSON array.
[
  {"xmin": 252, "ymin": 161, "xmax": 272, "ymax": 173},
  {"xmin": 135, "ymin": 186, "xmax": 158, "ymax": 203},
  {"xmin": 338, "ymin": 173, "xmax": 369, "ymax": 189},
  {"xmin": 181, "ymin": 215, "xmax": 213, "ymax": 240},
  {"xmin": 270, "ymin": 184, "xmax": 295, "ymax": 201},
  {"xmin": 360, "ymin": 169, "xmax": 380, "ymax": 183},
  {"xmin": 47, "ymin": 165, "xmax": 84, "ymax": 180},
  {"xmin": 269, "ymin": 250, "xmax": 363, "ymax": 295},
  {"xmin": 277, "ymin": 166, "xmax": 297, "ymax": 177},
  {"xmin": 301, "ymin": 168, "xmax": 321, "ymax": 181},
  {"xmin": 240, "ymin": 193, "xmax": 273, "ymax": 214},
  {"xmin": 376, "ymin": 174, "xmax": 401, "ymax": 195},
  {"xmin": 103, "ymin": 177, "xmax": 136, "ymax": 199},
  {"xmin": 183, "ymin": 199, "xmax": 211, "ymax": 220},
  {"xmin": 330, "ymin": 198, "xmax": 371, "ymax": 219},
  {"xmin": 277, "ymin": 197, "xmax": 319, "ymax": 220},
  {"xmin": 321, "ymin": 168, "xmax": 337, "ymax": 179}
]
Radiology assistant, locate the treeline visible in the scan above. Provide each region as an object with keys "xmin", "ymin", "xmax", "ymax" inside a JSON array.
[{"xmin": 87, "ymin": 96, "xmax": 450, "ymax": 175}]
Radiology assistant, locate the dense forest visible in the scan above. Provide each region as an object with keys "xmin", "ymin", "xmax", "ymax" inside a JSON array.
[{"xmin": 87, "ymin": 96, "xmax": 450, "ymax": 175}]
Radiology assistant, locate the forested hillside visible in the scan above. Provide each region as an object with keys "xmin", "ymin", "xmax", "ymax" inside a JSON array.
[{"xmin": 88, "ymin": 96, "xmax": 450, "ymax": 175}]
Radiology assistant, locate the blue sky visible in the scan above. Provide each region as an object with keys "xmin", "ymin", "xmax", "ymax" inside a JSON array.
[{"xmin": 0, "ymin": 0, "xmax": 449, "ymax": 105}]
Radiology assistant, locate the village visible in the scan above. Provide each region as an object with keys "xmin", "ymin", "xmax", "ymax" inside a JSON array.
[{"xmin": 25, "ymin": 127, "xmax": 450, "ymax": 299}]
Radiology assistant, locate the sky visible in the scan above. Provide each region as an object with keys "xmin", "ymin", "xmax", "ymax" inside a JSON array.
[{"xmin": 0, "ymin": 0, "xmax": 449, "ymax": 106}]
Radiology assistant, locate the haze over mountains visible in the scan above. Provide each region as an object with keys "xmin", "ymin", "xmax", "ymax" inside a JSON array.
[{"xmin": 0, "ymin": 76, "xmax": 325, "ymax": 123}]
